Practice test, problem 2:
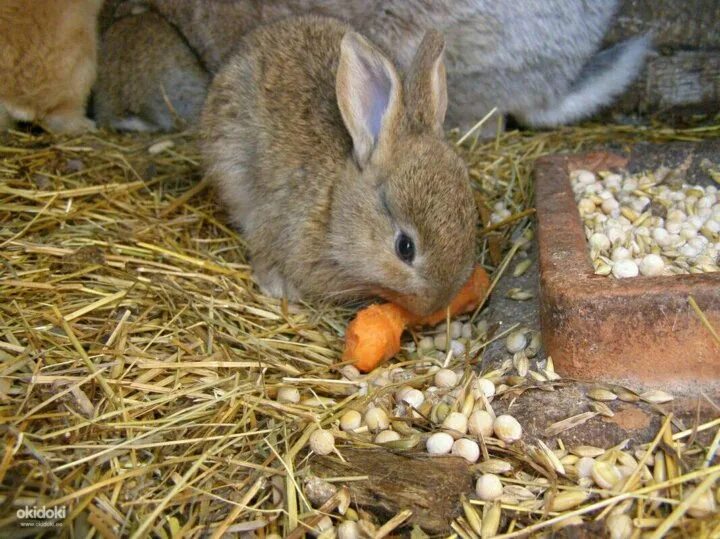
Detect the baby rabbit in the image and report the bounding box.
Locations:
[94,8,209,132]
[202,17,478,316]
[0,0,102,134]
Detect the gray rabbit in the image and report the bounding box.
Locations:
[95,0,650,133]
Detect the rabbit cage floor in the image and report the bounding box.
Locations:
[1,124,719,537]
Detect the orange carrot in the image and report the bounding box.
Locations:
[343,266,491,372]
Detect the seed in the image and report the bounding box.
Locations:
[435,368,458,388]
[513,258,533,277]
[337,520,360,539]
[452,438,480,463]
[591,401,614,417]
[506,330,527,353]
[148,139,174,154]
[304,477,337,507]
[426,432,454,454]
[548,490,589,511]
[574,170,596,184]
[686,487,717,518]
[590,232,611,252]
[640,389,673,403]
[450,321,463,339]
[507,288,534,300]
[374,430,401,444]
[475,474,503,501]
[493,415,522,443]
[364,408,390,432]
[524,331,542,358]
[277,387,300,404]
[461,323,473,340]
[592,460,622,489]
[468,410,493,438]
[481,502,501,537]
[431,402,451,424]
[639,254,665,276]
[571,445,605,458]
[313,515,334,536]
[612,259,638,278]
[606,513,633,539]
[576,457,596,479]
[473,378,496,399]
[475,459,513,474]
[418,336,435,352]
[449,339,466,357]
[611,246,632,262]
[588,388,617,401]
[433,334,448,351]
[399,388,425,409]
[340,410,362,431]
[309,429,335,456]
[443,412,469,438]
[513,352,529,377]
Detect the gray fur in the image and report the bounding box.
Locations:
[97,0,651,132]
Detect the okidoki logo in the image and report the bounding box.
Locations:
[16,505,66,520]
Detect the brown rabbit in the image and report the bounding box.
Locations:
[0,0,102,134]
[94,9,209,132]
[202,17,478,316]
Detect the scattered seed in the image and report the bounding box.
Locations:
[493,415,522,443]
[435,368,459,388]
[443,412,469,438]
[475,459,513,475]
[364,408,390,432]
[148,139,174,154]
[506,330,527,353]
[452,438,480,463]
[606,513,633,539]
[640,389,674,403]
[587,388,617,402]
[592,460,622,489]
[513,258,533,277]
[548,490,589,511]
[475,474,503,501]
[309,429,335,456]
[337,520,360,539]
[277,386,301,404]
[427,432,454,455]
[374,430,401,444]
[507,288,534,300]
[340,410,362,431]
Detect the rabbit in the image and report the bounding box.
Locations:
[201,16,478,316]
[0,0,102,134]
[105,0,649,134]
[94,8,210,132]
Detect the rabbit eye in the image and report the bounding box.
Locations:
[395,232,415,264]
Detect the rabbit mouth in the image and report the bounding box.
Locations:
[372,286,441,318]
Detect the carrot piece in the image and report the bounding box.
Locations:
[343,266,491,372]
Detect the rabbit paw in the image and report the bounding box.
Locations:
[43,113,97,135]
[254,268,299,301]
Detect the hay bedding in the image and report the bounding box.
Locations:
[0,123,718,538]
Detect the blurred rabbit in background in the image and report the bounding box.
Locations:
[0,0,103,134]
[95,0,650,134]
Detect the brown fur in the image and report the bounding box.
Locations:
[0,0,102,134]
[202,17,477,316]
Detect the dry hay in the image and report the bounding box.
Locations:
[0,122,719,538]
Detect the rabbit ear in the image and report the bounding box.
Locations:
[337,31,402,168]
[404,30,447,135]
